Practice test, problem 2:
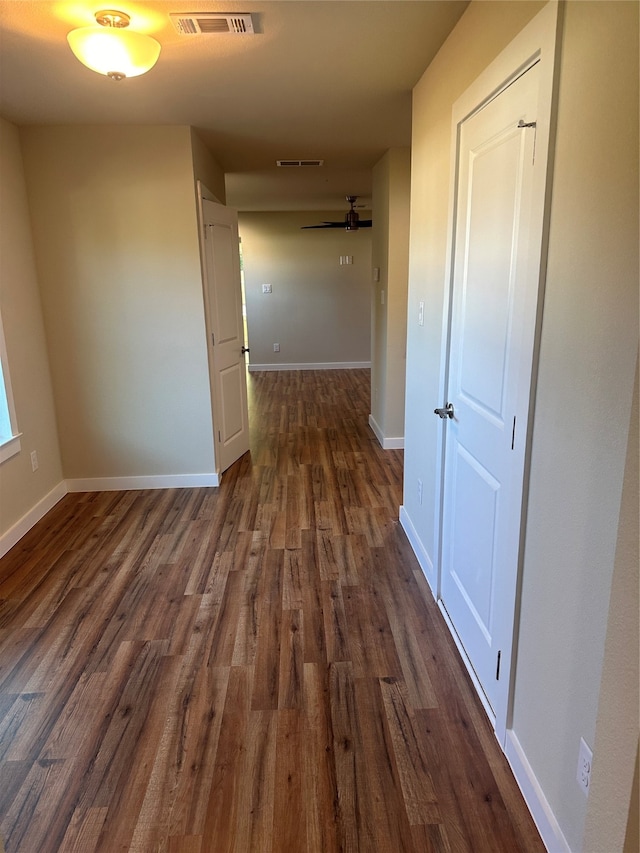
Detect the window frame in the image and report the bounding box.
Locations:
[0,310,21,463]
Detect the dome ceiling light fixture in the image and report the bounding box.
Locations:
[67,10,161,81]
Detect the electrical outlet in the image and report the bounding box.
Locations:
[576,737,593,796]
[417,478,423,505]
[262,283,272,293]
[30,450,39,472]
[273,343,280,353]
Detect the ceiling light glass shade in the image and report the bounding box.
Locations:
[67,26,161,79]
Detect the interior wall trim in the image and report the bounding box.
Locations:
[399,505,436,593]
[247,361,371,372]
[66,473,220,492]
[401,502,569,852]
[0,473,222,558]
[505,730,571,853]
[368,414,404,450]
[0,480,68,558]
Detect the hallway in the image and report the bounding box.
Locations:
[0,369,543,851]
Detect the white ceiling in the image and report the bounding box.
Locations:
[0,1,469,209]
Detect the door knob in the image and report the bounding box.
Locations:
[241,346,250,354]
[434,402,454,419]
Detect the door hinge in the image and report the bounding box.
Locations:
[211,332,215,346]
[218,430,221,443]
[518,119,537,164]
[511,416,516,450]
[496,650,502,680]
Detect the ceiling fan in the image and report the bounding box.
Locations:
[301,196,372,231]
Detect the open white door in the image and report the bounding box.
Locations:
[437,62,543,727]
[201,197,250,475]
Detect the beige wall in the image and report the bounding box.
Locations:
[512,2,638,848]
[583,358,638,852]
[0,118,63,537]
[239,211,371,367]
[623,747,639,853]
[403,0,544,570]
[190,129,226,204]
[20,125,216,480]
[403,1,638,850]
[371,148,410,445]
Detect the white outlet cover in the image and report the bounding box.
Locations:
[262,283,272,293]
[576,737,593,796]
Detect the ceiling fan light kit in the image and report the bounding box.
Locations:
[67,10,161,80]
[345,196,360,231]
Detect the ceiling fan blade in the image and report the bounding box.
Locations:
[300,220,373,229]
[300,222,345,229]
[300,198,373,229]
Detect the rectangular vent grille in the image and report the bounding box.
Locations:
[276,159,324,167]
[169,13,254,35]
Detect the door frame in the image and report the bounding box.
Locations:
[433,1,562,744]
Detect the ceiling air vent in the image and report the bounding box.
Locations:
[277,159,324,167]
[169,13,255,35]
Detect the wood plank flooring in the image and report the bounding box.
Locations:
[0,369,544,852]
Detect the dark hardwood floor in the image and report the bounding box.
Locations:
[0,369,543,852]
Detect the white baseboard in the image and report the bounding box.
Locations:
[399,505,437,594]
[66,473,220,492]
[368,414,404,450]
[505,730,570,853]
[0,474,220,556]
[0,480,68,558]
[399,509,569,853]
[248,361,371,372]
[368,414,384,445]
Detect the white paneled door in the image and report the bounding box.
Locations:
[201,198,250,475]
[438,63,541,718]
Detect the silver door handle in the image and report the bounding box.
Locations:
[434,402,454,419]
